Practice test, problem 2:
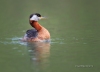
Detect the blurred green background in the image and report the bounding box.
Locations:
[0,0,100,72]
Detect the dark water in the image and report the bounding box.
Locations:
[0,0,100,72]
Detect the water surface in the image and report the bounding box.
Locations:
[0,0,100,72]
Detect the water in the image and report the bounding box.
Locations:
[0,0,100,72]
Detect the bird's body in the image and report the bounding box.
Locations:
[22,13,50,42]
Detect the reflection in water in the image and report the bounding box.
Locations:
[27,42,50,71]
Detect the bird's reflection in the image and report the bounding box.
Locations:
[26,41,50,70]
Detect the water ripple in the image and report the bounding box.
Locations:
[50,38,66,44]
[0,37,27,46]
[0,37,65,45]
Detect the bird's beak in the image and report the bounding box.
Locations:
[39,17,46,20]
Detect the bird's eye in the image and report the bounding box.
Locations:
[29,13,41,19]
[35,13,41,17]
[37,14,41,17]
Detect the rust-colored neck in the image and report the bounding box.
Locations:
[29,20,42,31]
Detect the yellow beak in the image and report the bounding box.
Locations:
[39,17,46,20]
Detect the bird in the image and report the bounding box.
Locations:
[22,13,50,42]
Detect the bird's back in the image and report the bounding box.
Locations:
[26,29,38,38]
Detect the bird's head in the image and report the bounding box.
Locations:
[29,13,46,21]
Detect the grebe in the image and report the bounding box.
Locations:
[22,13,50,42]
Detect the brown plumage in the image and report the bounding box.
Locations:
[22,13,50,42]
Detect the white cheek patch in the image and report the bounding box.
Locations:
[30,15,39,21]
